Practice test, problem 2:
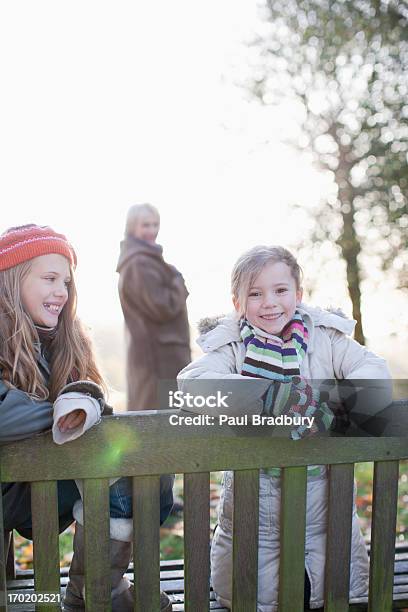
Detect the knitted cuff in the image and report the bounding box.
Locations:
[58,380,113,415]
[59,380,104,400]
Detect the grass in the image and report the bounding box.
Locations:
[354,460,408,542]
[11,463,408,569]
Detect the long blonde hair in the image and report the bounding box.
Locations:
[0,260,105,401]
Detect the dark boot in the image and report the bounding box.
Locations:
[63,523,172,611]
[109,538,172,611]
[63,524,85,611]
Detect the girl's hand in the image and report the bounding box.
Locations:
[57,409,86,433]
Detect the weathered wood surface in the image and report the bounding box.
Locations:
[278,466,307,611]
[2,401,408,611]
[83,478,111,612]
[31,481,60,612]
[232,469,259,612]
[5,535,15,581]
[5,557,408,611]
[369,461,399,612]
[324,464,355,612]
[183,472,210,612]
[1,403,408,482]
[132,475,161,612]
[0,487,7,612]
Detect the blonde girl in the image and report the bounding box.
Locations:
[0,224,173,612]
[178,245,391,611]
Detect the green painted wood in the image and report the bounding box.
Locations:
[184,472,210,612]
[0,487,8,612]
[133,475,160,612]
[368,461,399,612]
[1,408,408,482]
[324,464,355,612]
[232,469,259,612]
[31,481,60,612]
[5,533,15,581]
[83,478,111,612]
[278,466,307,612]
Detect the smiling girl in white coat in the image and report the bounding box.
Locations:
[178,245,392,611]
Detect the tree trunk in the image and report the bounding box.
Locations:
[341,209,365,345]
[334,144,366,345]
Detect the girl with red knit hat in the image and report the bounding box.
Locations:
[0,224,173,611]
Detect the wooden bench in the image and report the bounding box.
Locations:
[1,403,408,611]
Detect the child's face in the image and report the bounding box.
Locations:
[236,261,303,335]
[132,213,160,244]
[21,254,71,327]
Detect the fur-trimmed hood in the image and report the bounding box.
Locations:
[196,304,356,354]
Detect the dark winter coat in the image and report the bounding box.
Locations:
[117,236,191,410]
[0,348,81,538]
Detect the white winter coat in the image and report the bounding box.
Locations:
[177,304,392,611]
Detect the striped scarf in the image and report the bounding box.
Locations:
[239,313,334,442]
[240,312,307,382]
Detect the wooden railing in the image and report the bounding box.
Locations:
[1,403,408,612]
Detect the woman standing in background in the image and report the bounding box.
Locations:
[117,204,191,410]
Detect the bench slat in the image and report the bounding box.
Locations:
[0,485,8,612]
[133,475,160,612]
[83,478,111,612]
[324,463,355,612]
[6,549,408,610]
[5,533,15,581]
[31,481,60,612]
[2,414,408,481]
[184,472,210,612]
[278,466,307,612]
[232,469,259,612]
[8,567,408,595]
[368,460,399,612]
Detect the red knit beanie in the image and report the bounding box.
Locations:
[0,224,77,271]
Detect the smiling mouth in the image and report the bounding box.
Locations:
[261,313,283,320]
[43,303,62,314]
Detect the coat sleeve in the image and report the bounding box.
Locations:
[329,329,393,424]
[0,380,54,443]
[120,258,188,323]
[52,391,101,445]
[177,344,270,417]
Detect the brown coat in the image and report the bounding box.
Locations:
[117,237,191,410]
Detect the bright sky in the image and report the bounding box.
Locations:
[1,1,407,354]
